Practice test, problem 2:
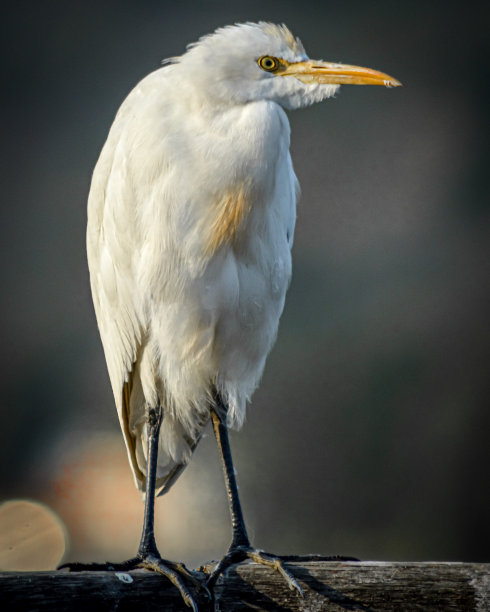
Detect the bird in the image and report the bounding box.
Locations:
[62,22,400,609]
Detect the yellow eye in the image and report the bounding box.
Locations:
[258,56,279,72]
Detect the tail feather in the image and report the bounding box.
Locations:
[121,378,209,496]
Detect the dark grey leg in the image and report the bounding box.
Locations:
[211,409,250,549]
[207,403,303,595]
[59,404,201,611]
[137,405,163,559]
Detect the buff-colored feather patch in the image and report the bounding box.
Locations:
[206,185,251,255]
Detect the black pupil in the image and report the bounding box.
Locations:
[265,58,273,68]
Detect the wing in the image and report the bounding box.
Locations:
[86,68,207,495]
[87,95,147,489]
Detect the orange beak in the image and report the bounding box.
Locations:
[279,59,402,88]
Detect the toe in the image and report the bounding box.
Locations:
[139,557,199,611]
[248,550,303,596]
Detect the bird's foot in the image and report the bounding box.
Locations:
[204,545,303,595]
[59,553,206,611]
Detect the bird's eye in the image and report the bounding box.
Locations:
[258,56,279,72]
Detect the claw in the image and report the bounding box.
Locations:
[248,550,303,596]
[207,546,303,597]
[139,555,198,610]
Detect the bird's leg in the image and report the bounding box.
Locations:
[212,407,250,550]
[206,405,303,595]
[137,405,163,559]
[58,404,204,611]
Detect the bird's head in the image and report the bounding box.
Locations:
[173,22,401,109]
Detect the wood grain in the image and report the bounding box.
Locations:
[1,558,489,611]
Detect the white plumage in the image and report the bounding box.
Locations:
[87,22,400,497]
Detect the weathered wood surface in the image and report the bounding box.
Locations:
[1,558,489,611]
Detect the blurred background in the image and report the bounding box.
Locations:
[1,0,489,571]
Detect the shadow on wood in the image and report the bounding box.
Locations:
[1,558,489,611]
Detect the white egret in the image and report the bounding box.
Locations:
[62,22,400,608]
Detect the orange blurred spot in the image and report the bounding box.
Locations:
[47,434,142,561]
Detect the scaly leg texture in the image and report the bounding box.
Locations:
[206,405,303,595]
[59,406,203,611]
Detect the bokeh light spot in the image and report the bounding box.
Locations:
[0,499,67,570]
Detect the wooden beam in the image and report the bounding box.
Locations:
[1,558,489,610]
